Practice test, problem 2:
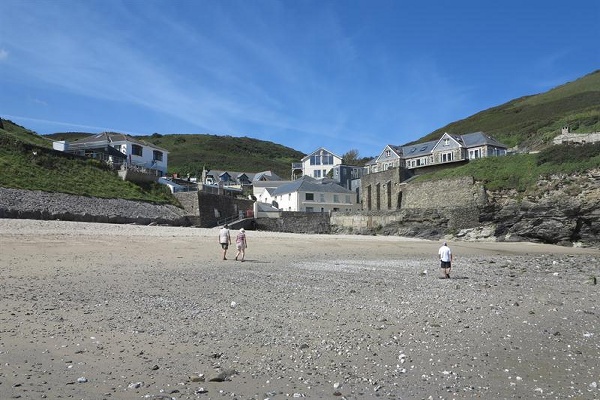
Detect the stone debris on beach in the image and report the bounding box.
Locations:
[0,219,599,399]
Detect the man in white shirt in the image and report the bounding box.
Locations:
[438,242,453,279]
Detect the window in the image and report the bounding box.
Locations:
[305,193,314,201]
[310,155,321,165]
[319,193,325,202]
[386,150,391,157]
[444,138,450,146]
[442,152,454,162]
[333,194,339,203]
[314,170,321,178]
[345,195,351,203]
[322,153,334,165]
[153,150,163,162]
[132,144,143,156]
[306,207,314,212]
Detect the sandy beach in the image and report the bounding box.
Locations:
[1,219,599,400]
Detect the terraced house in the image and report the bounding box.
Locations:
[362,131,508,211]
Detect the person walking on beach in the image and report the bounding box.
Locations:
[438,241,453,278]
[235,228,247,262]
[218,224,231,260]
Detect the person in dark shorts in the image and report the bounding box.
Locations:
[218,224,231,260]
[438,241,453,278]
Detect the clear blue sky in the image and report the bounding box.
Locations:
[1,1,598,158]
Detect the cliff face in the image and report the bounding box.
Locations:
[480,170,600,246]
[331,170,600,247]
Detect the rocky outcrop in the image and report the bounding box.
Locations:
[0,187,190,226]
[480,170,600,246]
[332,169,600,247]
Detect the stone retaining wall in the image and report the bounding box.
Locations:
[256,212,330,234]
[0,187,189,226]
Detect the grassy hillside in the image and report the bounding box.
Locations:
[3,70,600,200]
[45,132,306,179]
[416,142,600,192]
[416,70,600,149]
[0,120,177,204]
[143,133,305,178]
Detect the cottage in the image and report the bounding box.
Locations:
[271,175,358,213]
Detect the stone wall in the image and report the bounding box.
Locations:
[360,167,412,211]
[174,191,254,228]
[256,212,330,234]
[0,187,189,226]
[333,177,487,236]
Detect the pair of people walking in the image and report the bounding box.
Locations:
[218,225,247,262]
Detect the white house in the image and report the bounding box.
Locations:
[252,180,289,205]
[292,147,343,180]
[271,175,358,212]
[56,132,169,176]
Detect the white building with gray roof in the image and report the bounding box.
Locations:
[271,175,358,212]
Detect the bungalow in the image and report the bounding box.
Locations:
[54,132,169,176]
[271,175,358,213]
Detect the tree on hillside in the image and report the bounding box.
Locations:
[342,149,360,165]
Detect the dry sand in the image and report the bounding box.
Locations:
[1,219,599,400]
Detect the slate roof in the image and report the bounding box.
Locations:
[402,132,507,158]
[206,170,283,183]
[272,176,353,196]
[401,140,437,158]
[71,132,168,152]
[457,132,507,148]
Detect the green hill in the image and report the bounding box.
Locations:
[2,69,600,200]
[45,132,305,179]
[0,120,177,204]
[415,70,600,149]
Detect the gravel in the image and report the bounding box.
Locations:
[0,219,599,399]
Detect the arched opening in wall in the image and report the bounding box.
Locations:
[386,181,392,209]
[397,191,403,209]
[376,183,381,211]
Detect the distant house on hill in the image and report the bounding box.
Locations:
[401,132,508,170]
[553,126,600,145]
[53,132,169,177]
[202,169,283,187]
